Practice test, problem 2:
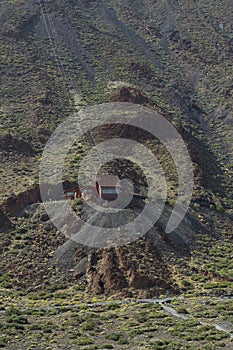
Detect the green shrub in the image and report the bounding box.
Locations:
[73,198,83,206]
[98,345,114,349]
[175,307,189,314]
[106,331,123,341]
[80,320,99,332]
[152,339,170,349]
[5,306,21,316]
[0,275,15,289]
[5,315,28,325]
[74,337,94,345]
[181,279,194,289]
[215,204,224,212]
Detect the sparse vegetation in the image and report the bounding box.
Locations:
[0,0,232,349]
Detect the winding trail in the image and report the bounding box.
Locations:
[141,298,233,338]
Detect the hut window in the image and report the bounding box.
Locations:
[102,188,118,194]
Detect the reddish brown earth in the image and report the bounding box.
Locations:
[86,242,174,297]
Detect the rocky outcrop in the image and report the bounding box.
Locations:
[2,13,40,39]
[0,208,13,232]
[1,185,41,217]
[0,134,35,156]
[1,180,79,218]
[109,86,149,104]
[86,249,128,295]
[86,240,175,297]
[52,200,203,297]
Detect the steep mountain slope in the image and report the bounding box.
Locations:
[0,1,232,348]
[0,0,232,203]
[0,0,232,277]
[0,0,232,282]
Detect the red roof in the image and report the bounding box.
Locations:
[94,175,121,187]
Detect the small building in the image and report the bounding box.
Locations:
[64,187,80,200]
[94,175,121,201]
[63,176,123,202]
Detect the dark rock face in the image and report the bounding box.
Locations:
[1,180,79,218]
[2,13,40,39]
[109,86,149,104]
[86,249,128,295]
[1,185,41,217]
[0,134,35,156]
[0,208,13,232]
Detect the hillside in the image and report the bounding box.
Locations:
[0,0,232,199]
[0,0,232,349]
